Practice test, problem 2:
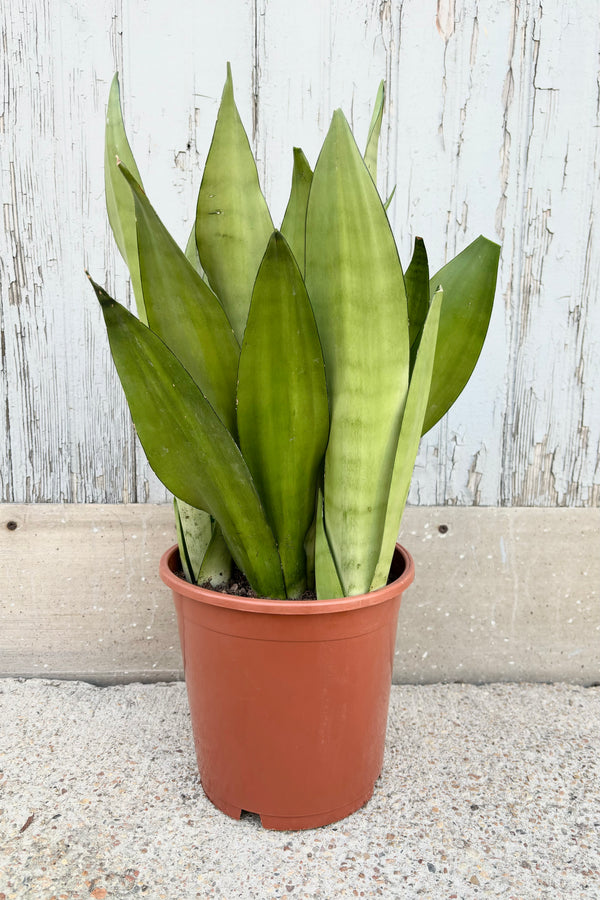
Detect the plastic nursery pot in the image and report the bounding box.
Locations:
[159,542,414,831]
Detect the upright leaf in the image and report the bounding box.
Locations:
[370,287,444,589]
[184,223,202,274]
[405,236,430,368]
[104,74,146,322]
[384,184,396,211]
[196,63,273,342]
[305,109,410,596]
[423,236,500,434]
[196,522,232,586]
[237,232,329,598]
[174,498,212,582]
[280,148,313,272]
[180,224,232,583]
[89,277,285,599]
[315,489,344,600]
[119,163,239,432]
[364,80,385,184]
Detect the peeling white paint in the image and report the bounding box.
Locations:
[0,0,598,508]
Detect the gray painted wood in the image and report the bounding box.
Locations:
[2,504,599,684]
[1,0,599,506]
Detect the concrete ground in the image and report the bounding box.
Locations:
[0,680,599,899]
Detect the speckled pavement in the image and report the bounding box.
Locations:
[1,680,598,899]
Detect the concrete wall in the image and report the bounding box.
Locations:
[2,504,599,684]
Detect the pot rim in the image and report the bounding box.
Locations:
[159,543,414,615]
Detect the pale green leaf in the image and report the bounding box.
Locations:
[104,74,146,322]
[195,63,273,342]
[370,287,444,589]
[280,147,313,273]
[364,80,384,184]
[315,489,344,600]
[305,109,410,596]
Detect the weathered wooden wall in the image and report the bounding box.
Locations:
[1,0,599,508]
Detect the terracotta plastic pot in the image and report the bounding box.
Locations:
[159,542,414,831]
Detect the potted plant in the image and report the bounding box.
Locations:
[89,65,500,830]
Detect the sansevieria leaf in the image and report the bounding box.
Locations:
[280,148,313,272]
[405,236,430,369]
[237,232,329,598]
[104,74,146,322]
[364,80,384,184]
[423,235,500,435]
[118,162,239,432]
[89,277,285,599]
[314,489,344,600]
[305,109,410,596]
[196,64,273,342]
[174,498,212,582]
[195,521,232,586]
[370,287,444,590]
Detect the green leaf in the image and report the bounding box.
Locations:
[118,162,239,433]
[196,521,232,586]
[423,236,500,435]
[280,148,313,272]
[104,74,146,322]
[237,231,329,598]
[184,223,202,274]
[174,497,196,582]
[305,109,410,596]
[364,80,385,184]
[384,184,396,211]
[174,498,214,584]
[370,287,444,590]
[181,227,233,583]
[315,489,344,600]
[195,63,273,342]
[405,236,430,368]
[89,276,285,599]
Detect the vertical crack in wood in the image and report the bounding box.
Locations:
[500,1,544,507]
[251,0,260,147]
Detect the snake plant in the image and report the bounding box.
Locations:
[90,65,500,599]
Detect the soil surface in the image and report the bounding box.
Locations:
[198,567,318,601]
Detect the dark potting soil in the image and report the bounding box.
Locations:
[197,566,318,601]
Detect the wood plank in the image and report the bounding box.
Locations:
[1,504,599,684]
[1,2,599,504]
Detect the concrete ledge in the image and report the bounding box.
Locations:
[1,504,599,684]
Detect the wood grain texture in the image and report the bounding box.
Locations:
[1,0,599,507]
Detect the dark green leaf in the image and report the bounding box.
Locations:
[237,232,329,598]
[119,163,239,433]
[406,236,430,368]
[423,236,500,434]
[90,277,285,598]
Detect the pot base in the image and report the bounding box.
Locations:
[205,784,376,831]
